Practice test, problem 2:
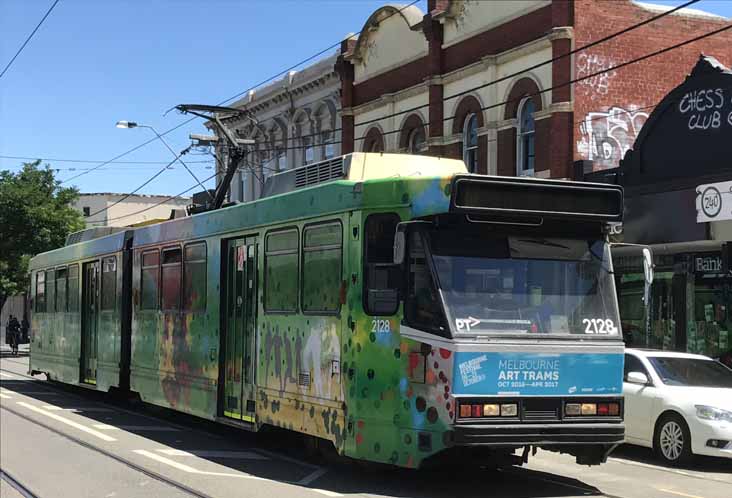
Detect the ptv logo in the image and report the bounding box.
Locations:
[455,317,481,331]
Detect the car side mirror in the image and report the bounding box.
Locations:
[626,371,649,385]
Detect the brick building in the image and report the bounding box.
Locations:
[335,0,731,179]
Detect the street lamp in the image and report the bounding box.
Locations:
[116,119,212,200]
[115,120,139,129]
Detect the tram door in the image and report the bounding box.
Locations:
[81,261,100,384]
[223,237,258,422]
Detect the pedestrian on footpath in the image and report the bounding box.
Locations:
[7,315,20,355]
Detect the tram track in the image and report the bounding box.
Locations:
[0,469,41,498]
[4,364,721,498]
[0,403,217,498]
[0,365,220,498]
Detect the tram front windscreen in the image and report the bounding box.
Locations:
[422,229,621,338]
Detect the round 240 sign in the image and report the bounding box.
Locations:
[697,181,732,223]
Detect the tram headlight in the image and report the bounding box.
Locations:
[566,402,620,417]
[483,404,500,417]
[500,404,518,417]
[565,403,581,416]
[581,403,597,415]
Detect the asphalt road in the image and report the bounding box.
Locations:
[1,347,730,498]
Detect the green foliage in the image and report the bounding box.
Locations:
[0,161,84,307]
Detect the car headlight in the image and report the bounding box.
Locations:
[695,405,732,423]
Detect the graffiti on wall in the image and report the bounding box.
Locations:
[576,53,618,100]
[576,106,649,170]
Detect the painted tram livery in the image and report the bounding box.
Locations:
[29,152,626,468]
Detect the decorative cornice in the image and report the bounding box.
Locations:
[496,118,517,131]
[439,34,551,89]
[548,26,574,42]
[533,101,573,120]
[423,75,444,86]
[352,81,429,115]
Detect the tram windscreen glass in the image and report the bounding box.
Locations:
[427,230,620,337]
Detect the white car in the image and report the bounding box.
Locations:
[623,349,732,465]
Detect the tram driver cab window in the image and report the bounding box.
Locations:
[364,213,400,315]
[405,231,447,336]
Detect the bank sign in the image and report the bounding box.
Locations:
[697,180,732,223]
[452,352,623,396]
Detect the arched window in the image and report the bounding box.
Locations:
[363,127,384,153]
[315,102,338,160]
[462,113,478,173]
[407,127,425,154]
[517,98,535,176]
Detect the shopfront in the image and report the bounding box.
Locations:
[614,243,731,358]
[584,56,732,359]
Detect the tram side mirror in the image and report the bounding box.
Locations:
[642,248,654,285]
[394,230,406,266]
[642,247,654,306]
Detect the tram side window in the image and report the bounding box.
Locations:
[46,269,55,313]
[265,229,298,313]
[56,267,67,312]
[101,257,117,311]
[141,250,160,310]
[183,243,207,312]
[302,222,342,314]
[162,247,182,311]
[35,271,46,312]
[405,232,447,336]
[364,213,401,315]
[67,264,79,312]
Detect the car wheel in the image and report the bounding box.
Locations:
[654,413,692,465]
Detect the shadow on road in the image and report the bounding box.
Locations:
[0,367,610,498]
[611,444,731,474]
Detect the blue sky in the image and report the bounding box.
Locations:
[1,0,730,196]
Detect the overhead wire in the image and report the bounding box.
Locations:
[84,147,191,220]
[88,20,716,228]
[225,0,702,147]
[86,172,218,226]
[76,1,423,222]
[79,0,729,222]
[60,0,420,185]
[222,11,731,154]
[0,154,212,165]
[0,0,61,79]
[351,0,704,132]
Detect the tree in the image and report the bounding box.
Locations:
[0,161,84,312]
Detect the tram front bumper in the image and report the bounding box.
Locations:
[452,422,625,446]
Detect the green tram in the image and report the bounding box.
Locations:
[29,153,627,468]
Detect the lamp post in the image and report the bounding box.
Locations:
[116,120,212,201]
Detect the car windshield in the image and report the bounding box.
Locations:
[648,357,732,388]
[427,230,620,337]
